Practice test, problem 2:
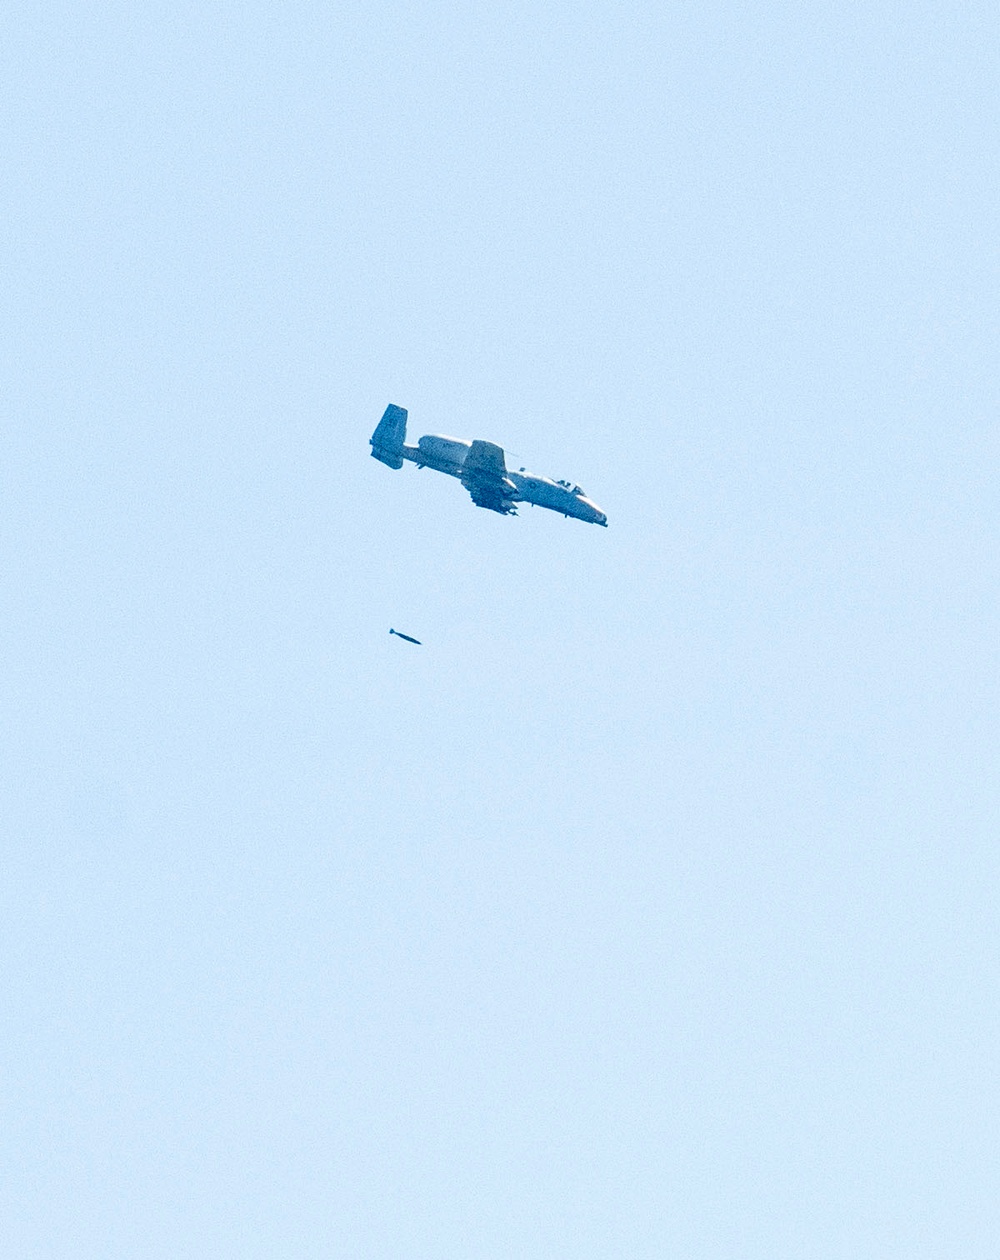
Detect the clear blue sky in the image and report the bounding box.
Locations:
[3,1,998,1255]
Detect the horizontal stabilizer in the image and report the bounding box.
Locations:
[371,404,408,469]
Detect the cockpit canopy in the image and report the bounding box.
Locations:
[555,479,586,495]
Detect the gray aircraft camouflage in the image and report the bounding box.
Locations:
[370,405,608,526]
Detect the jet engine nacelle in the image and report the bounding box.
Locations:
[417,434,471,465]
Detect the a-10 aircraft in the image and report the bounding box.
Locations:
[370,404,608,526]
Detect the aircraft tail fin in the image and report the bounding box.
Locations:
[370,404,408,469]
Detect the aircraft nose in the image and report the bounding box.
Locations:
[579,497,607,525]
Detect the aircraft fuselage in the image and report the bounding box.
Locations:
[402,433,607,526]
[371,405,607,525]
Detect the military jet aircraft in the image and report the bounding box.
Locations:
[370,404,608,526]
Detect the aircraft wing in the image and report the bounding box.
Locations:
[460,440,518,515]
